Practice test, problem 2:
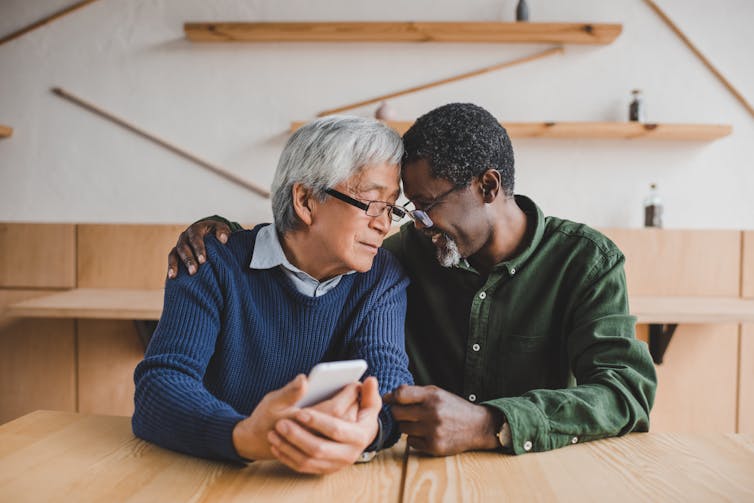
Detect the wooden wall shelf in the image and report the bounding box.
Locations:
[632,296,754,325]
[0,125,13,138]
[7,290,753,325]
[291,121,732,141]
[184,22,622,45]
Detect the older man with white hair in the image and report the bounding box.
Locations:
[132,116,413,474]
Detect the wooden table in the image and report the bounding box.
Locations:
[6,288,754,324]
[2,411,753,502]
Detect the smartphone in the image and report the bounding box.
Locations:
[295,359,368,408]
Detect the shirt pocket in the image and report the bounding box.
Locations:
[492,333,557,396]
[505,333,550,353]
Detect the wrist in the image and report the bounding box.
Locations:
[232,419,264,461]
[476,405,504,451]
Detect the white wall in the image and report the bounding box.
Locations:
[1,0,752,228]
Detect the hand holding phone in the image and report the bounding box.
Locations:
[295,359,368,408]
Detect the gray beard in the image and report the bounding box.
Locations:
[434,233,462,268]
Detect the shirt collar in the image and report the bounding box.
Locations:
[453,194,544,275]
[494,194,545,274]
[249,223,355,279]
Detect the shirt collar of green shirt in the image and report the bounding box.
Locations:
[454,195,545,276]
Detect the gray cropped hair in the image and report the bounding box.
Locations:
[271,115,403,234]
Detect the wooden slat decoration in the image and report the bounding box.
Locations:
[603,228,741,297]
[635,323,739,432]
[291,121,732,140]
[0,290,76,424]
[77,320,144,416]
[0,223,76,288]
[740,324,754,434]
[185,21,622,44]
[0,125,12,138]
[77,224,187,289]
[743,231,754,299]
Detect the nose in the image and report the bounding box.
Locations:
[369,207,391,234]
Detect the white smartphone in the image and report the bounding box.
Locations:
[295,359,368,408]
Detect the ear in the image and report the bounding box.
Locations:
[479,169,501,203]
[291,183,315,226]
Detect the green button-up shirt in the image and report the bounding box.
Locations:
[383,195,656,454]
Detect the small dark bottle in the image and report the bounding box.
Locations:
[629,89,645,122]
[643,183,663,228]
[516,0,529,21]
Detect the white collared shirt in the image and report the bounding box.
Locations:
[249,224,354,297]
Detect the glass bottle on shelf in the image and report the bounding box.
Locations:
[516,0,529,21]
[643,183,663,228]
[629,89,645,122]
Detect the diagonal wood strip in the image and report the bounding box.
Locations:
[317,46,564,117]
[52,87,270,198]
[643,0,754,120]
[0,0,99,46]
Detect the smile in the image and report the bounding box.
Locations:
[359,242,379,253]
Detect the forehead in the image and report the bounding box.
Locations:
[401,159,453,200]
[346,162,401,193]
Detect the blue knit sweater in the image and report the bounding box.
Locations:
[132,225,413,463]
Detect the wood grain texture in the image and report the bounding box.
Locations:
[77,224,187,289]
[402,433,754,502]
[740,324,754,434]
[743,231,754,298]
[0,411,407,502]
[631,296,754,323]
[0,290,76,424]
[185,22,622,44]
[636,323,738,433]
[6,288,163,320]
[292,121,731,140]
[77,320,143,416]
[0,223,76,288]
[603,228,741,297]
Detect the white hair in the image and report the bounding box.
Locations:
[271,116,403,234]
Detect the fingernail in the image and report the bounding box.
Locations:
[277,421,289,434]
[189,265,196,274]
[167,269,175,279]
[198,254,205,263]
[298,411,311,423]
[220,234,228,243]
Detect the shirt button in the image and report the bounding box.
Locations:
[571,436,578,444]
[472,343,480,351]
[479,292,487,300]
[523,440,533,451]
[510,267,516,275]
[468,394,477,402]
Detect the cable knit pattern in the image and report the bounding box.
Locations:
[133,225,413,463]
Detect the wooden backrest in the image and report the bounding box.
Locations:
[0,223,76,288]
[601,228,741,297]
[77,224,188,289]
[743,231,754,299]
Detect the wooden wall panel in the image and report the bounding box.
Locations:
[636,323,738,432]
[602,228,740,297]
[739,324,754,434]
[77,320,143,416]
[743,231,754,299]
[77,224,187,289]
[0,223,76,288]
[0,290,75,424]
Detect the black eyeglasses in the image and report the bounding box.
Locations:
[325,188,406,222]
[402,185,465,228]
